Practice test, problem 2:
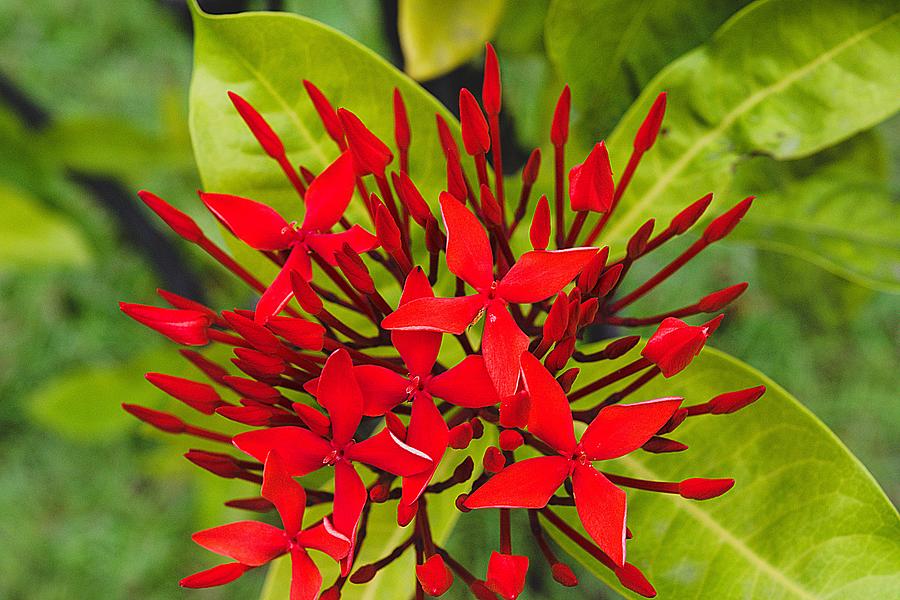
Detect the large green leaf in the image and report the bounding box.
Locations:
[731,130,900,292]
[592,0,900,253]
[398,0,507,80]
[546,0,750,142]
[549,344,900,599]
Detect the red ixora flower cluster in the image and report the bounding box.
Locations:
[123,44,765,599]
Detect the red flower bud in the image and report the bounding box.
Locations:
[302,80,344,146]
[530,195,551,251]
[498,429,524,451]
[224,497,274,512]
[435,114,460,162]
[338,107,393,175]
[222,310,281,354]
[641,436,688,453]
[446,154,468,204]
[678,477,735,500]
[139,190,204,243]
[385,411,408,441]
[614,562,656,598]
[482,43,501,115]
[425,217,444,255]
[543,293,569,344]
[416,554,454,597]
[469,417,485,439]
[120,303,211,346]
[374,201,402,254]
[551,562,578,587]
[708,385,765,414]
[291,402,331,437]
[448,422,474,449]
[697,282,748,312]
[550,85,571,147]
[156,289,218,324]
[569,142,614,213]
[557,367,579,393]
[460,88,491,155]
[123,404,186,434]
[483,446,506,473]
[289,271,324,315]
[605,335,641,359]
[221,376,280,402]
[480,184,502,226]
[393,88,410,152]
[545,337,575,372]
[500,391,530,428]
[393,171,431,226]
[335,244,376,295]
[227,91,285,159]
[350,564,378,584]
[266,316,325,351]
[702,196,754,243]
[658,407,689,434]
[577,246,608,293]
[184,450,245,478]
[627,219,655,259]
[633,91,667,154]
[179,349,229,383]
[216,404,274,427]
[578,298,599,327]
[522,148,541,185]
[145,372,222,415]
[641,317,716,378]
[596,263,624,297]
[369,483,390,503]
[486,552,528,600]
[669,192,713,234]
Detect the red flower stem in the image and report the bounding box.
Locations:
[564,211,588,248]
[183,425,233,445]
[553,143,565,248]
[234,471,264,484]
[607,239,705,313]
[312,255,378,322]
[572,336,640,362]
[491,226,516,267]
[322,338,406,374]
[475,152,490,192]
[350,535,415,583]
[532,336,552,360]
[455,332,475,356]
[316,309,370,344]
[538,507,617,572]
[275,154,307,200]
[583,150,642,246]
[602,473,679,494]
[606,303,706,327]
[520,430,557,456]
[375,173,408,250]
[196,238,266,293]
[208,329,253,348]
[428,251,440,286]
[355,176,376,222]
[598,367,660,409]
[400,149,409,176]
[435,547,477,586]
[418,499,436,556]
[568,358,652,402]
[499,508,511,554]
[311,284,362,314]
[528,509,561,565]
[488,113,506,226]
[509,183,534,236]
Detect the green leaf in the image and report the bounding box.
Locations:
[260,425,498,599]
[283,0,392,59]
[594,0,900,250]
[398,0,506,80]
[731,130,900,292]
[546,0,750,141]
[0,180,92,269]
[549,344,900,599]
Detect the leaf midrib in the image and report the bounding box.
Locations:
[604,10,900,242]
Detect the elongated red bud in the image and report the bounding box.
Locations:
[578,298,599,327]
[530,195,551,250]
[702,196,754,243]
[641,317,714,378]
[222,375,280,402]
[482,43,501,115]
[425,217,444,255]
[369,483,390,503]
[708,385,766,414]
[319,586,342,600]
[180,563,252,589]
[156,289,218,323]
[222,310,282,354]
[480,184,502,226]
[557,367,579,393]
[145,372,222,415]
[227,91,285,159]
[483,446,506,473]
[634,92,667,153]
[469,417,485,438]
[577,246,608,293]
[180,349,229,383]
[123,403,186,433]
[266,315,325,350]
[670,193,713,234]
[393,88,410,152]
[385,411,408,441]
[224,497,274,512]
[550,85,571,146]
[435,114,460,161]
[697,282,748,312]
[299,165,316,185]
[416,554,454,597]
[448,422,474,449]
[522,148,541,185]
[336,243,375,295]
[487,552,528,600]
[569,142,614,212]
[545,337,576,372]
[658,407,689,434]
[627,219,655,259]
[216,404,273,427]
[138,190,204,242]
[551,563,578,587]
[460,88,491,155]
[350,564,378,584]
[120,303,211,345]
[302,80,344,145]
[374,202,402,254]
[642,436,688,453]
[446,153,468,203]
[614,563,656,598]
[338,108,393,175]
[605,335,641,359]
[679,477,734,500]
[292,402,332,437]
[595,263,624,297]
[289,271,324,315]
[184,449,245,478]
[499,429,524,451]
[393,171,431,226]
[543,293,569,343]
[703,313,725,334]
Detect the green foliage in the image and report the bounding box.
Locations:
[399,0,507,80]
[551,344,900,599]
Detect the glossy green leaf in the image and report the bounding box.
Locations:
[546,0,749,142]
[0,180,92,270]
[398,0,506,80]
[283,0,392,59]
[732,130,900,292]
[549,343,900,599]
[590,0,900,251]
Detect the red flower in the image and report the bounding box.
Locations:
[641,315,722,377]
[181,452,350,599]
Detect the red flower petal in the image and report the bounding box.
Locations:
[304,226,380,264]
[416,554,454,597]
[486,552,529,600]
[482,302,529,397]
[392,267,441,375]
[572,464,627,567]
[261,452,306,536]
[233,427,330,476]
[200,192,292,251]
[464,456,569,509]
[333,461,367,575]
[345,428,432,476]
[266,316,326,351]
[427,355,499,408]
[192,521,286,566]
[439,192,494,290]
[120,303,211,346]
[145,372,221,415]
[295,521,351,561]
[382,295,485,334]
[255,246,312,323]
[180,562,252,589]
[581,397,682,460]
[401,394,449,505]
[568,142,614,213]
[301,152,356,231]
[641,317,712,377]
[289,547,323,600]
[317,349,363,447]
[355,365,410,416]
[498,248,597,303]
[520,352,576,454]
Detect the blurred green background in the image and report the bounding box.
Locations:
[0,1,896,598]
